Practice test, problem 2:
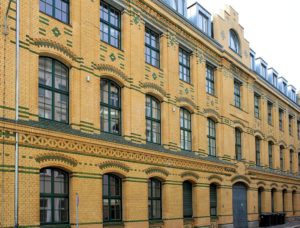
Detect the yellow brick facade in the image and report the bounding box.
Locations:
[0,0,300,228]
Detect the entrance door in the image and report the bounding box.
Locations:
[233,182,248,228]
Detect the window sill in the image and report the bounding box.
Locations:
[39,117,69,125]
[210,216,218,221]
[100,40,123,52]
[230,104,248,114]
[41,224,70,228]
[207,93,217,98]
[179,79,193,86]
[184,217,194,223]
[39,11,71,27]
[145,62,163,71]
[229,47,242,57]
[103,221,124,227]
[149,220,164,225]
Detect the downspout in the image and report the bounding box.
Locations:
[14,0,20,227]
[3,1,20,227]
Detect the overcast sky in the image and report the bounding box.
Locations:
[188,0,300,91]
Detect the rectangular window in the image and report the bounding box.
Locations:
[210,184,217,217]
[279,109,284,130]
[255,137,260,166]
[208,119,216,156]
[175,0,185,15]
[148,178,162,220]
[254,94,260,118]
[267,102,273,125]
[250,54,255,70]
[273,74,277,87]
[100,1,121,49]
[179,48,191,83]
[268,142,273,169]
[283,82,287,94]
[290,151,293,174]
[206,65,215,95]
[180,108,192,151]
[289,115,293,136]
[297,120,300,139]
[199,12,208,34]
[146,96,161,144]
[298,153,300,174]
[145,28,160,68]
[280,147,284,171]
[234,80,241,108]
[261,64,267,78]
[235,129,242,161]
[40,0,69,24]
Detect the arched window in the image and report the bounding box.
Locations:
[282,189,287,212]
[229,29,240,54]
[271,188,276,212]
[146,95,161,144]
[40,168,69,225]
[255,137,261,166]
[207,118,216,156]
[280,146,284,171]
[100,79,121,135]
[258,187,263,214]
[103,174,122,222]
[39,57,69,123]
[183,181,193,218]
[180,108,191,151]
[40,0,70,24]
[148,178,162,220]
[210,184,217,217]
[268,141,274,169]
[235,128,242,160]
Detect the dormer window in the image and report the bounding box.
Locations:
[229,29,240,54]
[272,74,277,87]
[261,64,267,78]
[283,82,287,94]
[199,12,208,34]
[250,53,255,70]
[165,0,186,16]
[291,90,296,101]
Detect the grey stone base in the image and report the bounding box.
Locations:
[218,224,234,228]
[287,216,300,222]
[248,220,259,228]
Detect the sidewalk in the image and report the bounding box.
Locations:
[265,220,300,228]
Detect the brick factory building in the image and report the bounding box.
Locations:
[0,0,300,227]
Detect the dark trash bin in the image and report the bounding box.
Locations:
[270,213,278,226]
[260,213,272,227]
[282,213,286,224]
[265,213,272,226]
[277,213,282,224]
[259,214,266,227]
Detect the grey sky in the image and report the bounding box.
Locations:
[188,0,300,90]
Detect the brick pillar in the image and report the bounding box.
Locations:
[275,190,283,212]
[123,179,148,228]
[69,176,102,228]
[193,184,210,227]
[218,186,233,227]
[262,190,271,213]
[162,182,184,228]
